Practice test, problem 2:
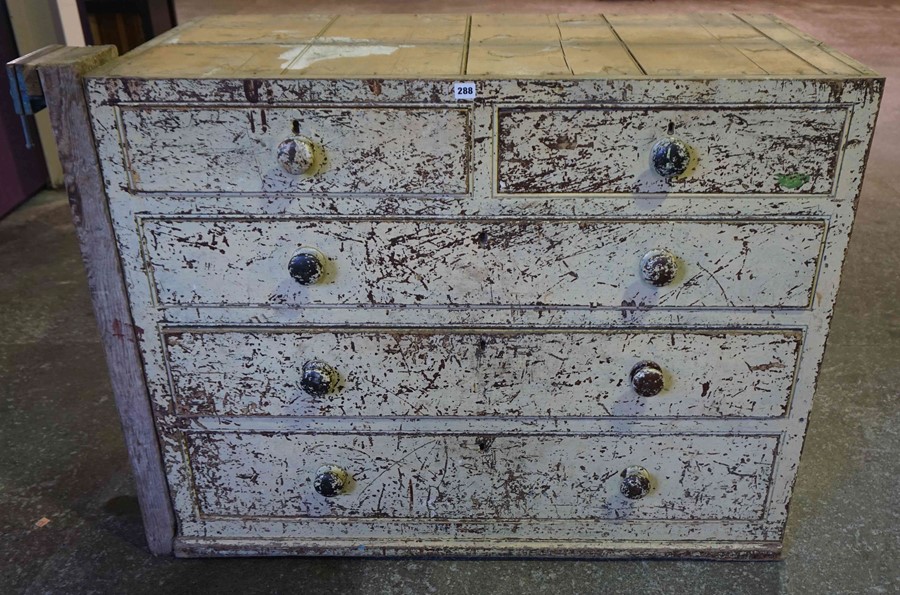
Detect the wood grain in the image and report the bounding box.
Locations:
[35,46,175,555]
[88,13,871,79]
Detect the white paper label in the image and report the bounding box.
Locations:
[453,81,477,100]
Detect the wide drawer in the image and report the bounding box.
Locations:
[164,327,801,418]
[185,432,778,521]
[497,106,847,195]
[117,106,471,194]
[142,217,825,309]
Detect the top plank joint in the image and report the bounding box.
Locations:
[87,13,877,80]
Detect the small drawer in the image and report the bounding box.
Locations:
[497,106,847,195]
[164,327,801,418]
[142,217,825,309]
[118,106,471,195]
[185,432,778,521]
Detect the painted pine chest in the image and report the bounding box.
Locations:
[14,13,883,558]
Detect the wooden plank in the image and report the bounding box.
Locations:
[467,43,571,76]
[319,14,468,44]
[737,14,863,75]
[767,13,878,75]
[80,13,878,79]
[6,44,64,98]
[173,14,335,44]
[34,46,175,555]
[281,44,465,76]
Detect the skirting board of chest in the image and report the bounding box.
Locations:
[8,13,883,558]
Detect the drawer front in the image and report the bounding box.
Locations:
[164,328,801,418]
[185,432,778,521]
[118,106,470,194]
[497,106,846,194]
[143,218,825,309]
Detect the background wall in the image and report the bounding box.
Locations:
[5,0,67,186]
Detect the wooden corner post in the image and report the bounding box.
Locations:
[8,46,176,555]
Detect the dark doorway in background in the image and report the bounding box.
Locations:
[0,0,49,219]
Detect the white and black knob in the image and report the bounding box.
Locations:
[300,360,339,397]
[630,361,665,397]
[313,465,350,498]
[651,137,691,178]
[640,249,678,287]
[277,136,316,175]
[288,248,327,286]
[620,466,652,500]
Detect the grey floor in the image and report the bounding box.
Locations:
[1,1,899,594]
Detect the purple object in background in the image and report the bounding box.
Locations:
[0,0,48,219]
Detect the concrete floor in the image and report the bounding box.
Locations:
[1,1,898,593]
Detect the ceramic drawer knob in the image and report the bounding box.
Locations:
[640,249,678,287]
[630,361,665,397]
[300,360,339,396]
[651,137,691,178]
[277,136,316,175]
[313,465,350,498]
[288,247,327,285]
[620,466,653,500]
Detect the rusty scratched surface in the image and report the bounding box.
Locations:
[141,218,826,309]
[497,106,847,195]
[185,432,778,522]
[118,106,471,195]
[164,328,802,418]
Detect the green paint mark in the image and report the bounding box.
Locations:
[778,173,810,189]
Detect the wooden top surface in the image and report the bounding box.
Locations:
[91,13,876,79]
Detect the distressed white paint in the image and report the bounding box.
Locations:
[164,328,801,418]
[118,106,471,194]
[141,218,825,309]
[497,106,847,195]
[74,15,884,558]
[186,432,778,523]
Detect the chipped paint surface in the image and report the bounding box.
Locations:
[141,218,825,309]
[163,328,802,418]
[77,29,883,555]
[497,106,846,194]
[186,432,778,521]
[118,106,471,194]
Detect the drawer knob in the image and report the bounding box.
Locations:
[651,138,691,178]
[314,465,350,498]
[301,360,339,396]
[288,248,327,285]
[277,136,316,175]
[640,249,678,287]
[630,361,665,397]
[620,466,652,500]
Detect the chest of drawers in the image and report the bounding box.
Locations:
[16,13,882,558]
